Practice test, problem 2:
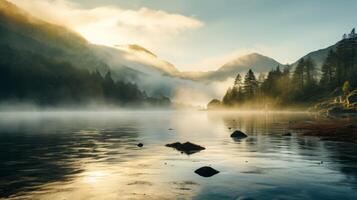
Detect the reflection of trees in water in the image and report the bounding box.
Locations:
[323,142,357,187]
[215,112,357,188]
[209,112,311,135]
[199,113,357,199]
[0,120,139,198]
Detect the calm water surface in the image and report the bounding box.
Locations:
[0,111,356,200]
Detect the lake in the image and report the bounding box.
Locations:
[0,111,356,200]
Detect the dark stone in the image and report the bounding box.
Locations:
[168,128,174,130]
[166,142,205,155]
[346,124,356,129]
[327,106,345,115]
[230,130,248,139]
[347,90,357,104]
[137,143,143,147]
[282,132,292,136]
[194,166,219,177]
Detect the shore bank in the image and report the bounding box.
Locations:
[291,118,357,143]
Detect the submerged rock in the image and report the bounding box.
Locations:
[165,142,205,155]
[346,124,356,129]
[282,132,292,136]
[194,166,220,177]
[230,130,248,139]
[137,143,144,147]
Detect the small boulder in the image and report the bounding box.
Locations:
[137,143,144,147]
[166,142,205,155]
[327,106,345,115]
[194,166,220,177]
[282,132,292,136]
[230,130,248,139]
[347,90,357,105]
[346,124,356,129]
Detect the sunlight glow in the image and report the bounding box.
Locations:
[83,170,109,184]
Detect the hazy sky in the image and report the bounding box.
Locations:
[11,0,357,71]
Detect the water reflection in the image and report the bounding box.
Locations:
[0,111,356,199]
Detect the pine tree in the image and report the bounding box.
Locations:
[243,69,258,99]
[278,65,291,101]
[233,73,242,89]
[304,57,317,86]
[320,50,337,88]
[292,58,305,90]
[222,87,233,105]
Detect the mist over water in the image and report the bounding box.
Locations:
[0,111,357,200]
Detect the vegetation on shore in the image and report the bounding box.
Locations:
[290,119,357,143]
[208,29,357,112]
[0,45,171,107]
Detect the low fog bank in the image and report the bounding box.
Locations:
[94,44,234,108]
[0,100,202,112]
[132,73,233,108]
[0,101,311,113]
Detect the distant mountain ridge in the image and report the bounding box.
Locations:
[291,44,337,70]
[181,53,284,81]
[291,29,357,70]
[1,0,355,107]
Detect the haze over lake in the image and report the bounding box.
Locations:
[1,1,357,199]
[0,111,356,200]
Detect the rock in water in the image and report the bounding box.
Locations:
[230,130,248,139]
[282,132,292,136]
[194,166,220,177]
[165,142,205,155]
[137,143,144,147]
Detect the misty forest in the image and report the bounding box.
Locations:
[0,1,357,200]
[215,30,357,111]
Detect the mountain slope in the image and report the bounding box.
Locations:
[108,44,180,76]
[0,45,145,105]
[0,0,182,81]
[182,53,284,81]
[292,44,337,70]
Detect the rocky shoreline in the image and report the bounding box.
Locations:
[290,119,357,143]
[311,89,357,117]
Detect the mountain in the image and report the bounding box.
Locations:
[218,53,284,74]
[0,0,138,79]
[108,44,180,76]
[0,0,175,105]
[292,44,337,70]
[0,45,146,106]
[0,0,187,96]
[182,53,284,81]
[291,31,356,71]
[0,0,182,77]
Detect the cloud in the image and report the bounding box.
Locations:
[9,0,204,47]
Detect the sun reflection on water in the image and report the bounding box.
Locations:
[0,111,356,200]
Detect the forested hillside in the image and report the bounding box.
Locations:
[209,29,357,110]
[0,45,145,106]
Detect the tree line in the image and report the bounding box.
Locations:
[0,45,170,107]
[215,33,357,108]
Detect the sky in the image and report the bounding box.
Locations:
[10,0,357,71]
